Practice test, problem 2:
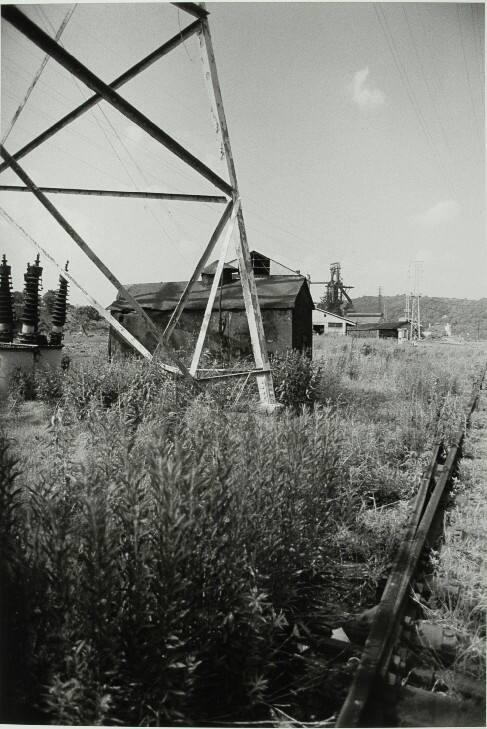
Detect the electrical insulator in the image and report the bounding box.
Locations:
[0,254,14,343]
[20,254,43,344]
[50,261,69,345]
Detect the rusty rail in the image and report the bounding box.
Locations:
[335,363,487,727]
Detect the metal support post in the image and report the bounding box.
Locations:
[2,3,278,404]
[198,13,276,405]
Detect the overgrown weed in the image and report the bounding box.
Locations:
[2,340,484,723]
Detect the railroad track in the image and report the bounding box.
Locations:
[334,364,487,728]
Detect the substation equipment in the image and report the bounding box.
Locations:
[0,253,69,397]
[0,2,279,409]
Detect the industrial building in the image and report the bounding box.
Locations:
[345,311,384,326]
[316,262,384,327]
[349,320,410,341]
[109,251,314,360]
[312,307,355,336]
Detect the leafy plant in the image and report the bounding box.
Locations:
[271,351,322,410]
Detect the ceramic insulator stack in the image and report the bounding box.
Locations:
[19,254,42,344]
[0,254,14,343]
[50,262,69,345]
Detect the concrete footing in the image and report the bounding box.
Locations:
[0,342,63,398]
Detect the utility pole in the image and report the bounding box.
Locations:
[417,293,421,340]
[408,260,423,342]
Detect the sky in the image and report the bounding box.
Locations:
[0,1,485,306]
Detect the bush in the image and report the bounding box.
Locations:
[271,351,321,410]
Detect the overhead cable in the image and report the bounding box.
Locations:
[456,4,483,150]
[2,5,77,145]
[402,7,458,187]
[374,4,456,198]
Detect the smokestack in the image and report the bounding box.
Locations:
[0,254,14,343]
[19,254,42,344]
[378,286,386,319]
[49,261,69,345]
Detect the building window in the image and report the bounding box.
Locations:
[328,322,343,328]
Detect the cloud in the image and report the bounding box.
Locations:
[351,67,385,109]
[413,200,461,227]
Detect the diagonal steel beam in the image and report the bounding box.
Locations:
[0,18,202,176]
[162,198,233,344]
[198,14,277,405]
[172,3,209,19]
[2,6,233,196]
[0,144,196,382]
[0,185,227,203]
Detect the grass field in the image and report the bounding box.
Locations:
[1,336,485,725]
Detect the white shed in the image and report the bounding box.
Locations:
[312,307,355,336]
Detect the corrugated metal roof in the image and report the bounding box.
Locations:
[313,307,356,324]
[110,275,312,312]
[356,321,409,331]
[346,312,383,324]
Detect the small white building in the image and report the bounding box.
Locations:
[312,307,355,336]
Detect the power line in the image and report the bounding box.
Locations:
[69,86,196,269]
[469,4,484,85]
[402,6,459,188]
[374,4,457,199]
[456,4,483,151]
[2,6,77,145]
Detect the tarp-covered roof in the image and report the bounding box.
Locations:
[201,260,238,275]
[109,275,312,313]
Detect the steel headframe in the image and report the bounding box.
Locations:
[0,2,277,406]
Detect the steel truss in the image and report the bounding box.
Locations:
[0,2,277,406]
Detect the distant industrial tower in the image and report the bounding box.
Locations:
[404,292,410,321]
[409,294,421,340]
[323,262,354,316]
[378,286,386,318]
[407,261,423,341]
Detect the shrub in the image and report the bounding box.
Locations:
[271,351,321,410]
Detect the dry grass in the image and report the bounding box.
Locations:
[423,389,487,687]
